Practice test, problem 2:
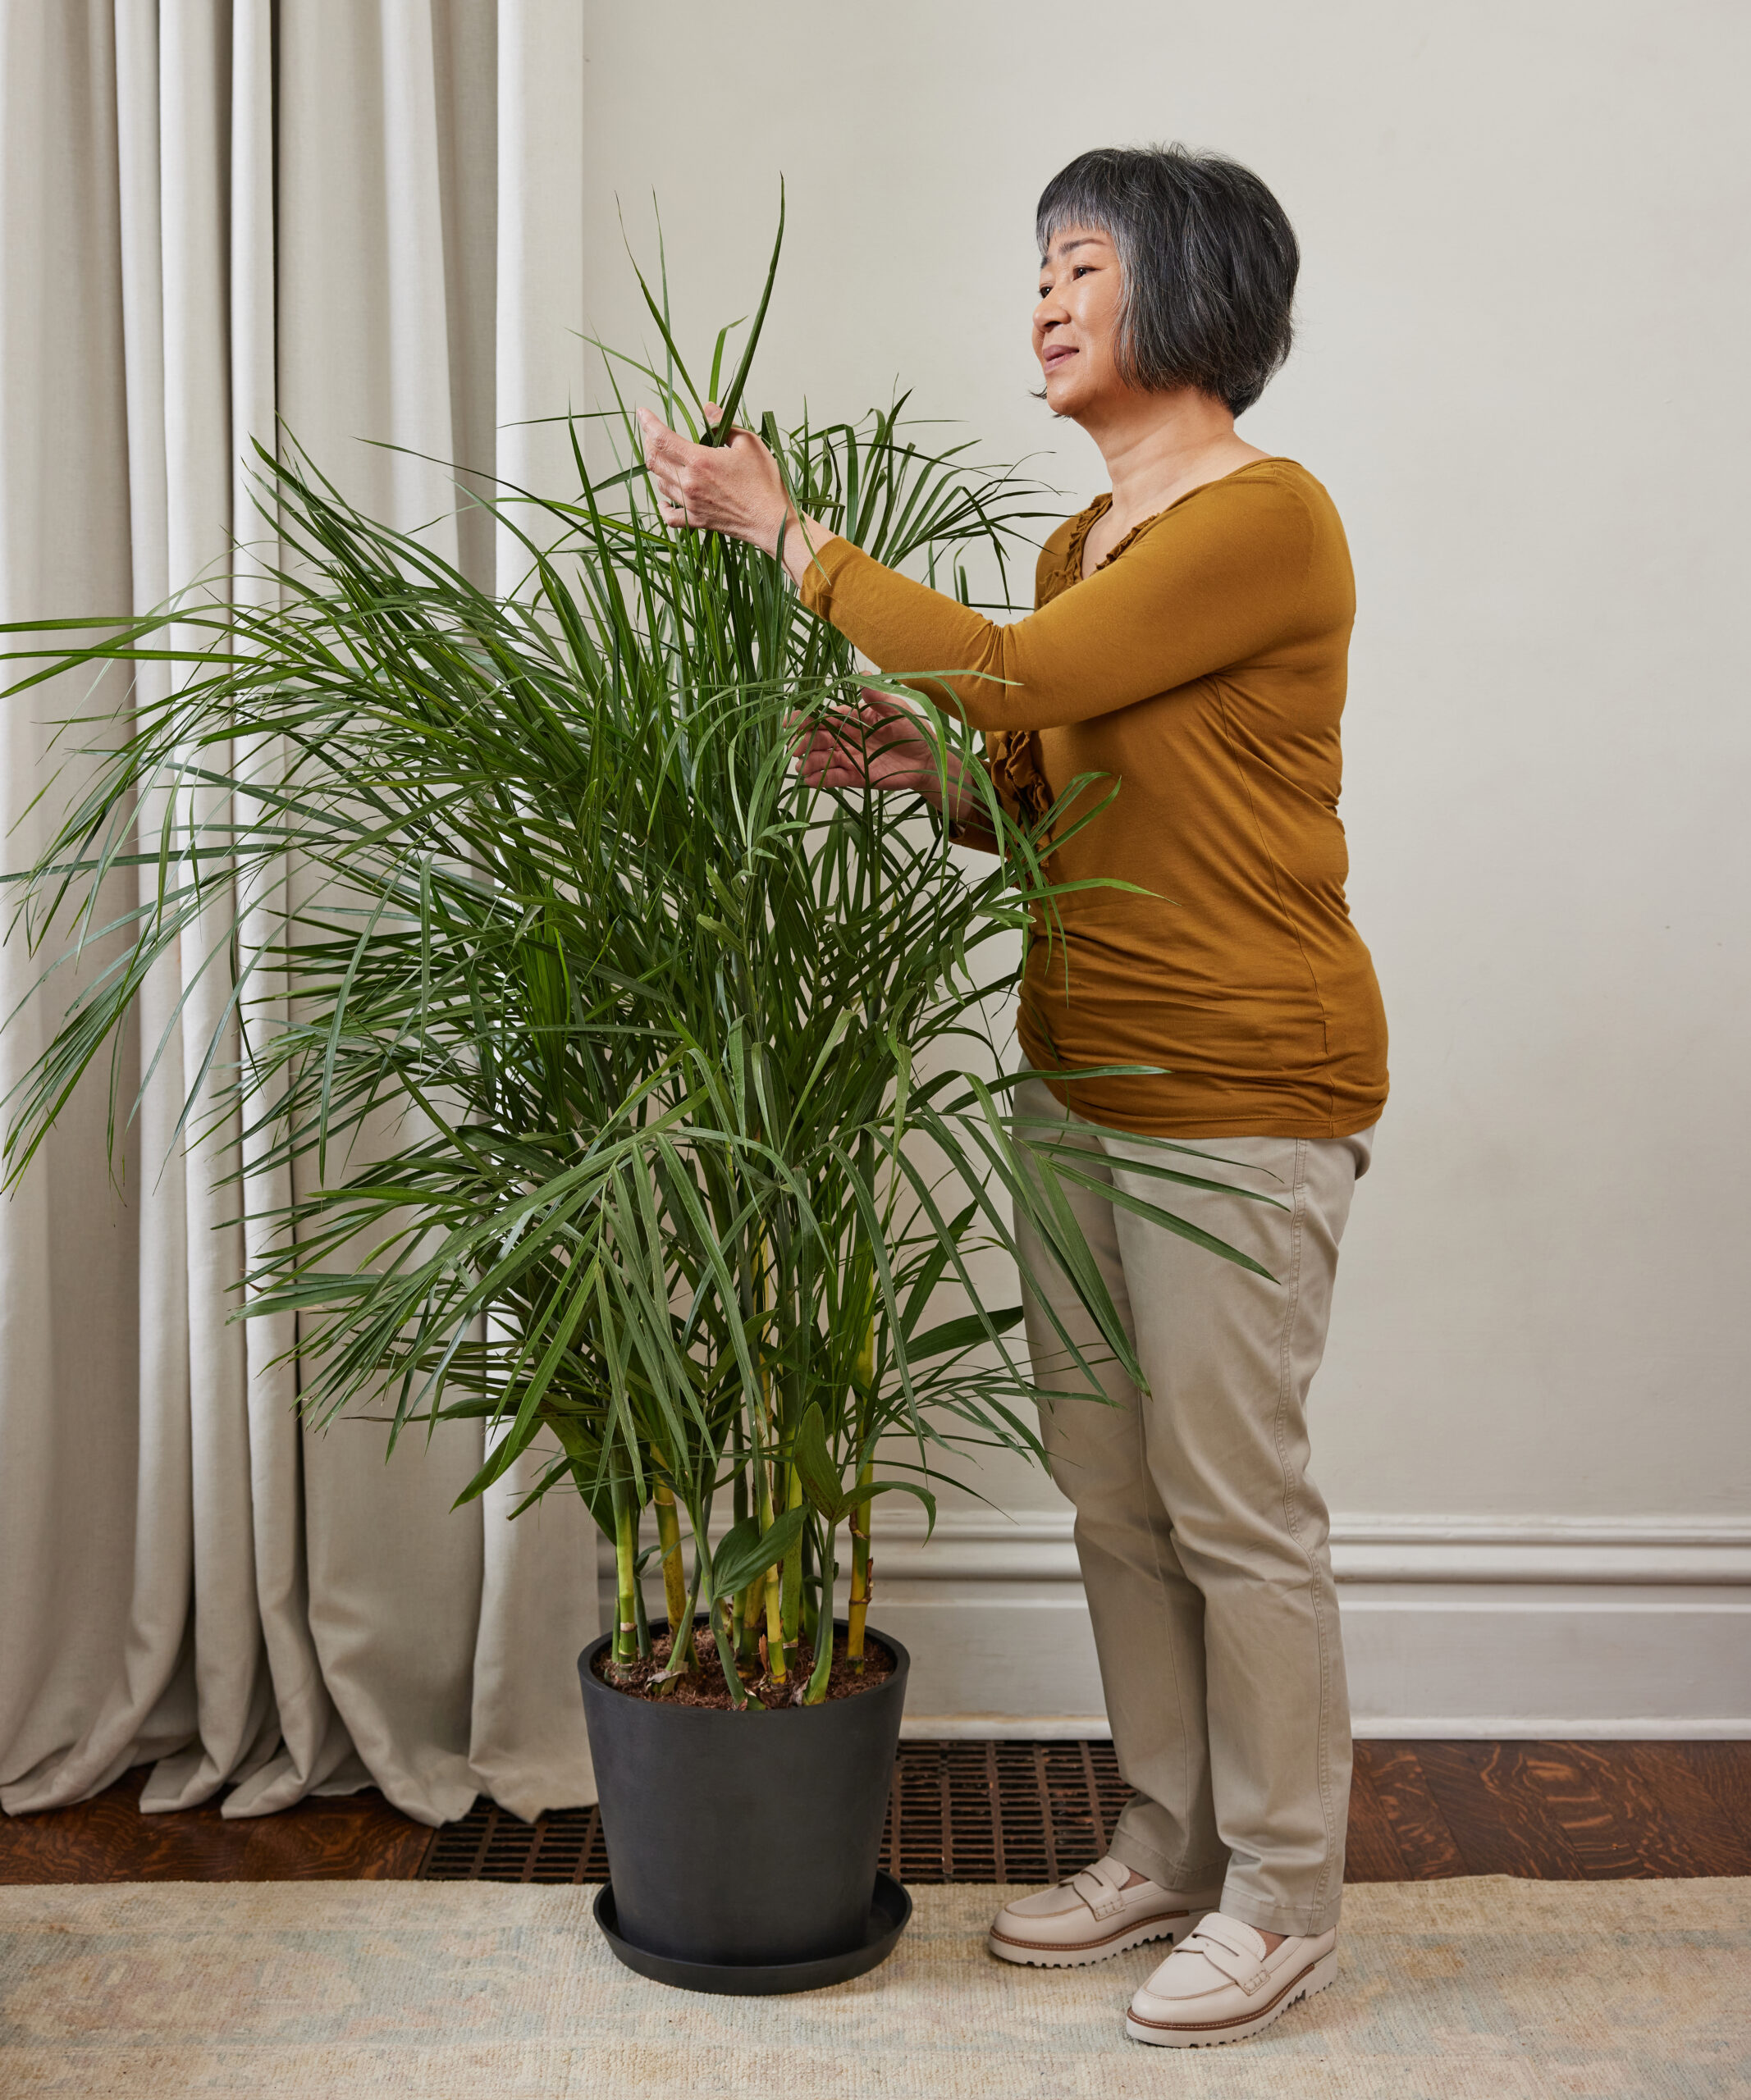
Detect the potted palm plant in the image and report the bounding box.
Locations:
[3,217,1260,1994]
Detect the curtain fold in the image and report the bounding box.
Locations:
[0,0,597,1828]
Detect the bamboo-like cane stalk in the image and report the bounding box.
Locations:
[847,1458,875,1669]
[759,1463,787,1682]
[610,1468,642,1673]
[743,1244,787,1682]
[779,1461,803,1670]
[735,1581,761,1663]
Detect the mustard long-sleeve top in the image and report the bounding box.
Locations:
[798,458,1388,1139]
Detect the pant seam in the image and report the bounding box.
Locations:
[1272,1137,1340,1929]
[1114,1121,1208,1892]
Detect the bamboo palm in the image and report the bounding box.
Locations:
[2,213,1274,1726]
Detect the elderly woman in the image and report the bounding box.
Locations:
[639,143,1387,2049]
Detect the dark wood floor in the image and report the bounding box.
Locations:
[0,1765,429,1883]
[2,1742,1748,1885]
[1345,1742,1751,1881]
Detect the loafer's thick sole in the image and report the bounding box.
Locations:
[987,1904,1210,1969]
[1124,1944,1337,2046]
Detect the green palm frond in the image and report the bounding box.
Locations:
[2,218,1267,1704]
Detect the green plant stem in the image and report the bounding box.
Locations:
[759,1464,787,1682]
[848,1312,876,1669]
[652,1473,692,1669]
[803,1550,837,1705]
[734,1404,762,1664]
[632,1553,652,1659]
[799,1521,819,1647]
[716,1594,755,1710]
[779,1462,803,1669]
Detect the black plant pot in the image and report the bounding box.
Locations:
[578,1621,910,1994]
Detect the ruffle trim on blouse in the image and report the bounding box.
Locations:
[988,728,1054,831]
[1055,491,1173,587]
[1054,496,1107,591]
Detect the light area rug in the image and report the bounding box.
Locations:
[1,1877,1746,2099]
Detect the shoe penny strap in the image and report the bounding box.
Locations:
[1184,1915,1271,1994]
[1068,1856,1134,1920]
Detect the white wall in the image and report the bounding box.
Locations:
[578,0,1751,1728]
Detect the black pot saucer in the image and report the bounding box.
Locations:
[593,1870,912,1996]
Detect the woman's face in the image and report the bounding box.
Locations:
[1033,226,1125,419]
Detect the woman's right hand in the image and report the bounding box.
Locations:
[792,687,970,812]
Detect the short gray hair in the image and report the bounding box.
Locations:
[1036,145,1299,416]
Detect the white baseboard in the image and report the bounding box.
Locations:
[872,1511,1751,1738]
[899,1714,1113,1740]
[600,1511,1751,1737]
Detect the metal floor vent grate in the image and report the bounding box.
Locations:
[883,1739,1132,1884]
[419,1740,1130,1886]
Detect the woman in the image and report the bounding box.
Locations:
[639,143,1387,2049]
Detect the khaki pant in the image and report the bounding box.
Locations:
[1013,1077,1373,1938]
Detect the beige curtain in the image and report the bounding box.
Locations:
[0,0,600,1826]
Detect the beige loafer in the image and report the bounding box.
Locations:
[987,1856,1223,1968]
[1125,1910,1337,2046]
